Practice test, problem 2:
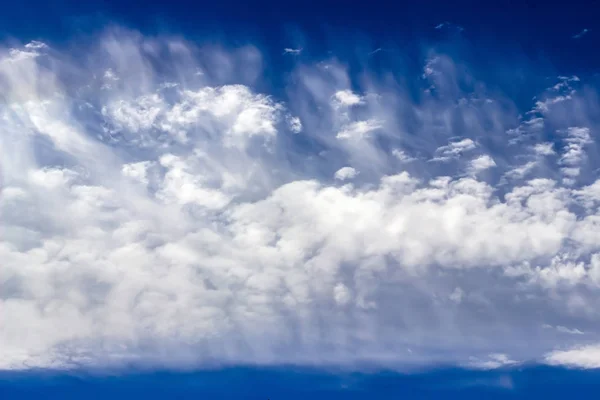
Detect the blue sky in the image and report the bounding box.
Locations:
[3,366,600,399]
[1,0,600,397]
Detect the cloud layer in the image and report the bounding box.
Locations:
[2,28,600,371]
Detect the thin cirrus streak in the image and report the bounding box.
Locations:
[1,27,600,372]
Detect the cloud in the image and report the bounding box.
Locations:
[572,29,589,39]
[558,127,592,185]
[545,345,600,368]
[556,326,585,335]
[334,166,358,181]
[552,75,580,91]
[332,90,364,107]
[543,324,585,335]
[2,28,600,372]
[468,155,496,174]
[449,287,464,304]
[287,116,303,133]
[467,353,518,370]
[336,119,383,140]
[283,47,302,55]
[392,149,416,163]
[533,142,555,156]
[432,138,477,161]
[435,22,465,33]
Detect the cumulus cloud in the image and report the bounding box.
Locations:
[2,28,600,372]
[545,345,600,368]
[468,155,496,174]
[533,142,555,156]
[332,90,364,107]
[287,115,303,133]
[558,127,592,185]
[334,166,358,181]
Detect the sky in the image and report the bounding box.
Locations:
[2,0,600,397]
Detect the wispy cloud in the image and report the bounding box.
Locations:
[283,47,303,55]
[336,119,383,140]
[435,22,465,32]
[467,354,518,370]
[431,138,477,161]
[543,324,585,335]
[572,28,589,39]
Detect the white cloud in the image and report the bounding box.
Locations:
[449,287,464,304]
[336,119,383,140]
[24,41,48,50]
[6,41,48,63]
[545,344,600,368]
[164,85,284,147]
[468,354,517,370]
[560,127,591,165]
[334,166,358,181]
[533,142,555,156]
[469,155,496,174]
[287,116,303,133]
[551,76,580,92]
[283,48,302,55]
[392,149,416,163]
[501,161,537,183]
[559,127,592,184]
[103,94,166,133]
[533,93,574,113]
[572,29,589,39]
[333,283,352,306]
[122,161,153,186]
[556,326,585,335]
[3,29,600,372]
[432,138,477,161]
[435,22,465,32]
[100,84,286,148]
[422,56,440,79]
[543,324,584,335]
[332,89,364,107]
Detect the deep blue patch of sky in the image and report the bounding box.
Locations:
[3,366,600,399]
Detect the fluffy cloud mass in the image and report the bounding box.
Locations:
[2,28,600,371]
